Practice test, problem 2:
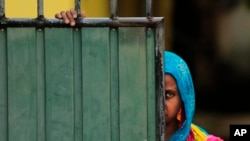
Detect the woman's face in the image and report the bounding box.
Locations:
[164,74,182,125]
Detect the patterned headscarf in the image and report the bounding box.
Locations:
[164,51,195,141]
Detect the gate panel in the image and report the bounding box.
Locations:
[7,28,37,141]
[1,0,165,138]
[119,27,147,141]
[45,28,74,141]
[0,18,165,141]
[82,28,111,141]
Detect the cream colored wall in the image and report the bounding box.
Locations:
[5,0,109,18]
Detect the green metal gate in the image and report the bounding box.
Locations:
[0,1,165,141]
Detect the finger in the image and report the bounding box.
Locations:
[81,11,86,18]
[66,10,75,26]
[55,13,62,19]
[60,11,69,24]
[70,8,77,18]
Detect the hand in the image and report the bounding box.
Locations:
[55,8,86,26]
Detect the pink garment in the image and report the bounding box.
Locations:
[207,135,224,141]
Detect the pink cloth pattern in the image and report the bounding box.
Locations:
[207,135,224,141]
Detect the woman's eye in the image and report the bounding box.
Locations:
[165,91,175,99]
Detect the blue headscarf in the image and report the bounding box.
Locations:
[164,51,195,141]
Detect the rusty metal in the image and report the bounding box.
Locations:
[110,0,117,19]
[0,17,164,28]
[37,0,44,17]
[75,0,81,17]
[155,18,166,141]
[146,0,152,18]
[0,0,4,18]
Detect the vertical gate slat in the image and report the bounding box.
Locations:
[119,27,147,141]
[7,28,37,141]
[73,28,83,141]
[45,28,74,141]
[0,29,7,141]
[37,28,45,141]
[81,27,111,141]
[146,28,156,141]
[110,28,119,141]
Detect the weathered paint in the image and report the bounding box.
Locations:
[7,28,37,141]
[0,26,164,141]
[0,17,164,28]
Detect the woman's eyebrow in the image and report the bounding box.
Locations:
[165,90,176,93]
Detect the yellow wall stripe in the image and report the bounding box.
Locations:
[5,0,109,18]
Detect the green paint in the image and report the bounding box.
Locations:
[45,28,74,141]
[82,27,111,141]
[110,28,119,141]
[7,28,37,141]
[119,27,148,141]
[36,28,46,141]
[0,28,7,141]
[73,28,83,141]
[1,26,158,141]
[146,28,156,141]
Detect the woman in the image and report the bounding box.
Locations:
[164,51,223,141]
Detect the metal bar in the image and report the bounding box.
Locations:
[75,0,81,17]
[37,0,44,17]
[0,17,164,27]
[0,0,4,18]
[146,0,152,18]
[155,18,165,141]
[110,0,117,19]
